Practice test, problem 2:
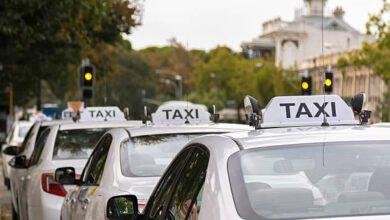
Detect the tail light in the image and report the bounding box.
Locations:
[138,203,146,210]
[41,173,67,197]
[24,159,30,168]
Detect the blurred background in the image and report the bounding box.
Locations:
[0,0,389,138]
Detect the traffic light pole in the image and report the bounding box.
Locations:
[8,84,13,116]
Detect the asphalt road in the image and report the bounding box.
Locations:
[0,159,12,220]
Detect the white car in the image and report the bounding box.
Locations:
[59,101,251,220]
[10,107,142,220]
[119,94,390,220]
[2,120,33,188]
[9,120,72,220]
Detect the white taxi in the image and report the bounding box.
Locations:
[58,101,251,220]
[9,120,72,220]
[2,120,33,189]
[11,107,142,220]
[119,94,390,220]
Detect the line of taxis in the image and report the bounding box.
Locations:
[3,93,390,220]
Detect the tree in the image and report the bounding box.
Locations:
[90,41,156,119]
[336,1,390,121]
[190,46,299,120]
[139,40,208,101]
[0,0,142,108]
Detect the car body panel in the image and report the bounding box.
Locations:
[19,120,142,220]
[62,123,251,220]
[139,125,390,220]
[2,121,33,184]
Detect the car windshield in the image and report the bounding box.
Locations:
[52,128,107,160]
[120,134,207,177]
[228,141,390,219]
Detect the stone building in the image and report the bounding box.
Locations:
[301,52,388,122]
[241,0,373,69]
[241,0,388,122]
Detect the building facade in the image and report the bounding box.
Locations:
[242,0,388,122]
[241,0,373,70]
[301,52,388,122]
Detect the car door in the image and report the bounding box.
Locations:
[144,145,209,220]
[19,127,51,220]
[71,134,112,220]
[10,124,35,215]
[164,145,209,220]
[143,147,192,220]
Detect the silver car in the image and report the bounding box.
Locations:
[118,94,390,220]
[59,101,251,220]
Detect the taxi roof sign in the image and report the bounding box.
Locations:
[261,95,358,128]
[152,101,211,125]
[61,106,126,122]
[67,101,84,110]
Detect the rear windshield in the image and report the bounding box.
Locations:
[120,134,206,177]
[52,128,107,160]
[228,141,390,220]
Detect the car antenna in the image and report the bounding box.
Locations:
[320,0,329,127]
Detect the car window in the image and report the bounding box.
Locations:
[52,128,106,160]
[147,148,193,220]
[229,141,390,220]
[18,125,31,138]
[19,125,35,153]
[36,125,48,140]
[120,134,208,177]
[167,146,209,220]
[82,134,112,185]
[29,128,51,166]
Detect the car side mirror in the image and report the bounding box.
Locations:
[3,145,21,156]
[106,195,139,220]
[55,167,76,185]
[9,155,27,169]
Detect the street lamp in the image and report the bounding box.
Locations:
[156,69,183,100]
[160,76,183,100]
[175,75,183,100]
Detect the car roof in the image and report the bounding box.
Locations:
[372,122,390,128]
[12,120,34,127]
[40,120,72,127]
[57,120,143,130]
[126,123,251,137]
[225,125,390,150]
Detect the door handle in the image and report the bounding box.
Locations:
[26,175,31,180]
[20,176,25,181]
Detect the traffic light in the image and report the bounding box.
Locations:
[301,76,312,95]
[324,71,333,93]
[80,65,95,100]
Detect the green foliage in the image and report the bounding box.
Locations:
[88,41,156,119]
[0,0,141,106]
[337,0,390,121]
[190,46,299,109]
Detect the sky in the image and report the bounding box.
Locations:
[126,0,384,51]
